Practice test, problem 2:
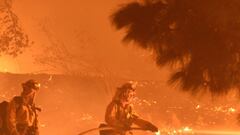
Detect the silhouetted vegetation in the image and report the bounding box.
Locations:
[0,0,30,57]
[111,0,240,95]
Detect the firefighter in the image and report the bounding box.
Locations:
[7,79,41,135]
[101,82,158,135]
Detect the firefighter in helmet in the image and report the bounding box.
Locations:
[100,82,158,135]
[7,79,41,135]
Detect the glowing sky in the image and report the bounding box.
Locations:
[0,0,168,81]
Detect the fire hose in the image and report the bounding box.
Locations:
[78,127,159,135]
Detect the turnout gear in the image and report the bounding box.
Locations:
[0,79,41,135]
[7,96,40,135]
[101,82,158,135]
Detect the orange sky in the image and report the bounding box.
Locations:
[0,0,169,81]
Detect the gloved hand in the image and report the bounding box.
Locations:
[121,125,131,131]
[144,122,158,132]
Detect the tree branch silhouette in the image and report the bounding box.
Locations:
[111,0,240,95]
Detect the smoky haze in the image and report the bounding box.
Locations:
[0,0,240,135]
[3,0,167,81]
[0,73,239,135]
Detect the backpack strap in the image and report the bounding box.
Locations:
[113,100,121,120]
[13,96,23,104]
[12,96,23,113]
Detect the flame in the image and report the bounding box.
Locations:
[159,127,240,135]
[0,57,19,73]
[155,130,161,135]
[183,126,192,132]
[196,105,200,109]
[228,107,236,113]
[195,130,240,135]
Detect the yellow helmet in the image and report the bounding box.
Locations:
[113,81,137,101]
[22,79,40,90]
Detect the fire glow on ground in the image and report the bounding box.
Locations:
[157,128,240,135]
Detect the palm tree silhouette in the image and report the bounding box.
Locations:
[111,0,240,95]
